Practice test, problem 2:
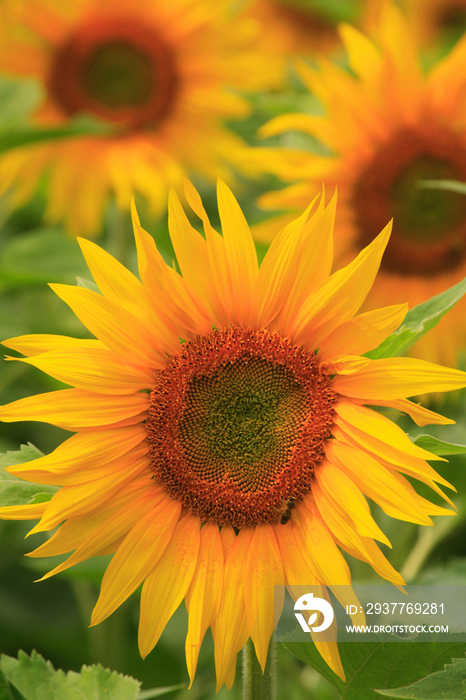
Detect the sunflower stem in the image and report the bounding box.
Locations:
[242,638,276,700]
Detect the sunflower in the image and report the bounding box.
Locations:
[402,0,466,47]
[0,0,282,237]
[0,182,465,687]
[257,1,466,367]
[244,0,341,57]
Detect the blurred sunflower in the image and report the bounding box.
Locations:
[0,0,282,236]
[258,1,466,366]
[0,183,465,686]
[402,0,466,47]
[245,0,341,56]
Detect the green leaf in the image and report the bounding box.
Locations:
[0,652,182,700]
[0,116,112,153]
[0,228,89,292]
[0,445,58,507]
[0,668,28,700]
[136,686,184,700]
[282,630,466,700]
[365,277,466,359]
[417,180,466,195]
[0,77,41,127]
[411,435,466,456]
[0,651,140,700]
[374,656,466,699]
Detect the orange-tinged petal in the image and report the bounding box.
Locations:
[36,487,157,581]
[9,425,147,483]
[185,522,224,686]
[50,284,166,368]
[91,495,181,626]
[29,450,150,532]
[213,528,253,691]
[182,179,233,328]
[339,22,382,86]
[327,439,435,525]
[0,502,47,520]
[333,357,466,400]
[332,420,453,495]
[217,179,258,326]
[139,514,201,658]
[334,401,445,462]
[253,202,313,329]
[363,398,455,426]
[291,222,392,347]
[321,356,371,375]
[315,462,391,545]
[311,480,375,560]
[0,388,149,430]
[2,335,102,356]
[244,524,284,671]
[27,474,155,558]
[293,501,352,587]
[168,189,217,321]
[275,521,319,586]
[318,303,408,361]
[278,194,336,337]
[131,201,209,339]
[333,532,405,587]
[14,347,156,394]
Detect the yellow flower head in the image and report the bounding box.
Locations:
[0,183,465,686]
[0,0,282,236]
[258,1,466,367]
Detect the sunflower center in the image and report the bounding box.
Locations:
[352,126,466,275]
[48,16,178,129]
[146,327,336,528]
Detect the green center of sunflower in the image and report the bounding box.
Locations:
[353,126,466,275]
[81,42,152,109]
[48,16,178,129]
[146,327,336,528]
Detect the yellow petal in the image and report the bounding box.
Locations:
[315,462,391,546]
[339,22,382,85]
[91,495,181,626]
[318,303,408,361]
[278,194,337,337]
[0,388,149,430]
[36,487,157,581]
[332,357,466,400]
[362,398,455,427]
[131,200,209,339]
[0,502,47,520]
[139,514,201,658]
[27,474,155,558]
[185,522,224,686]
[244,524,284,671]
[291,222,392,348]
[182,180,233,328]
[50,284,166,369]
[2,335,102,357]
[217,179,258,326]
[293,500,352,587]
[9,425,147,483]
[15,347,156,394]
[327,439,434,525]
[213,528,253,690]
[334,401,445,462]
[29,449,150,532]
[168,189,217,324]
